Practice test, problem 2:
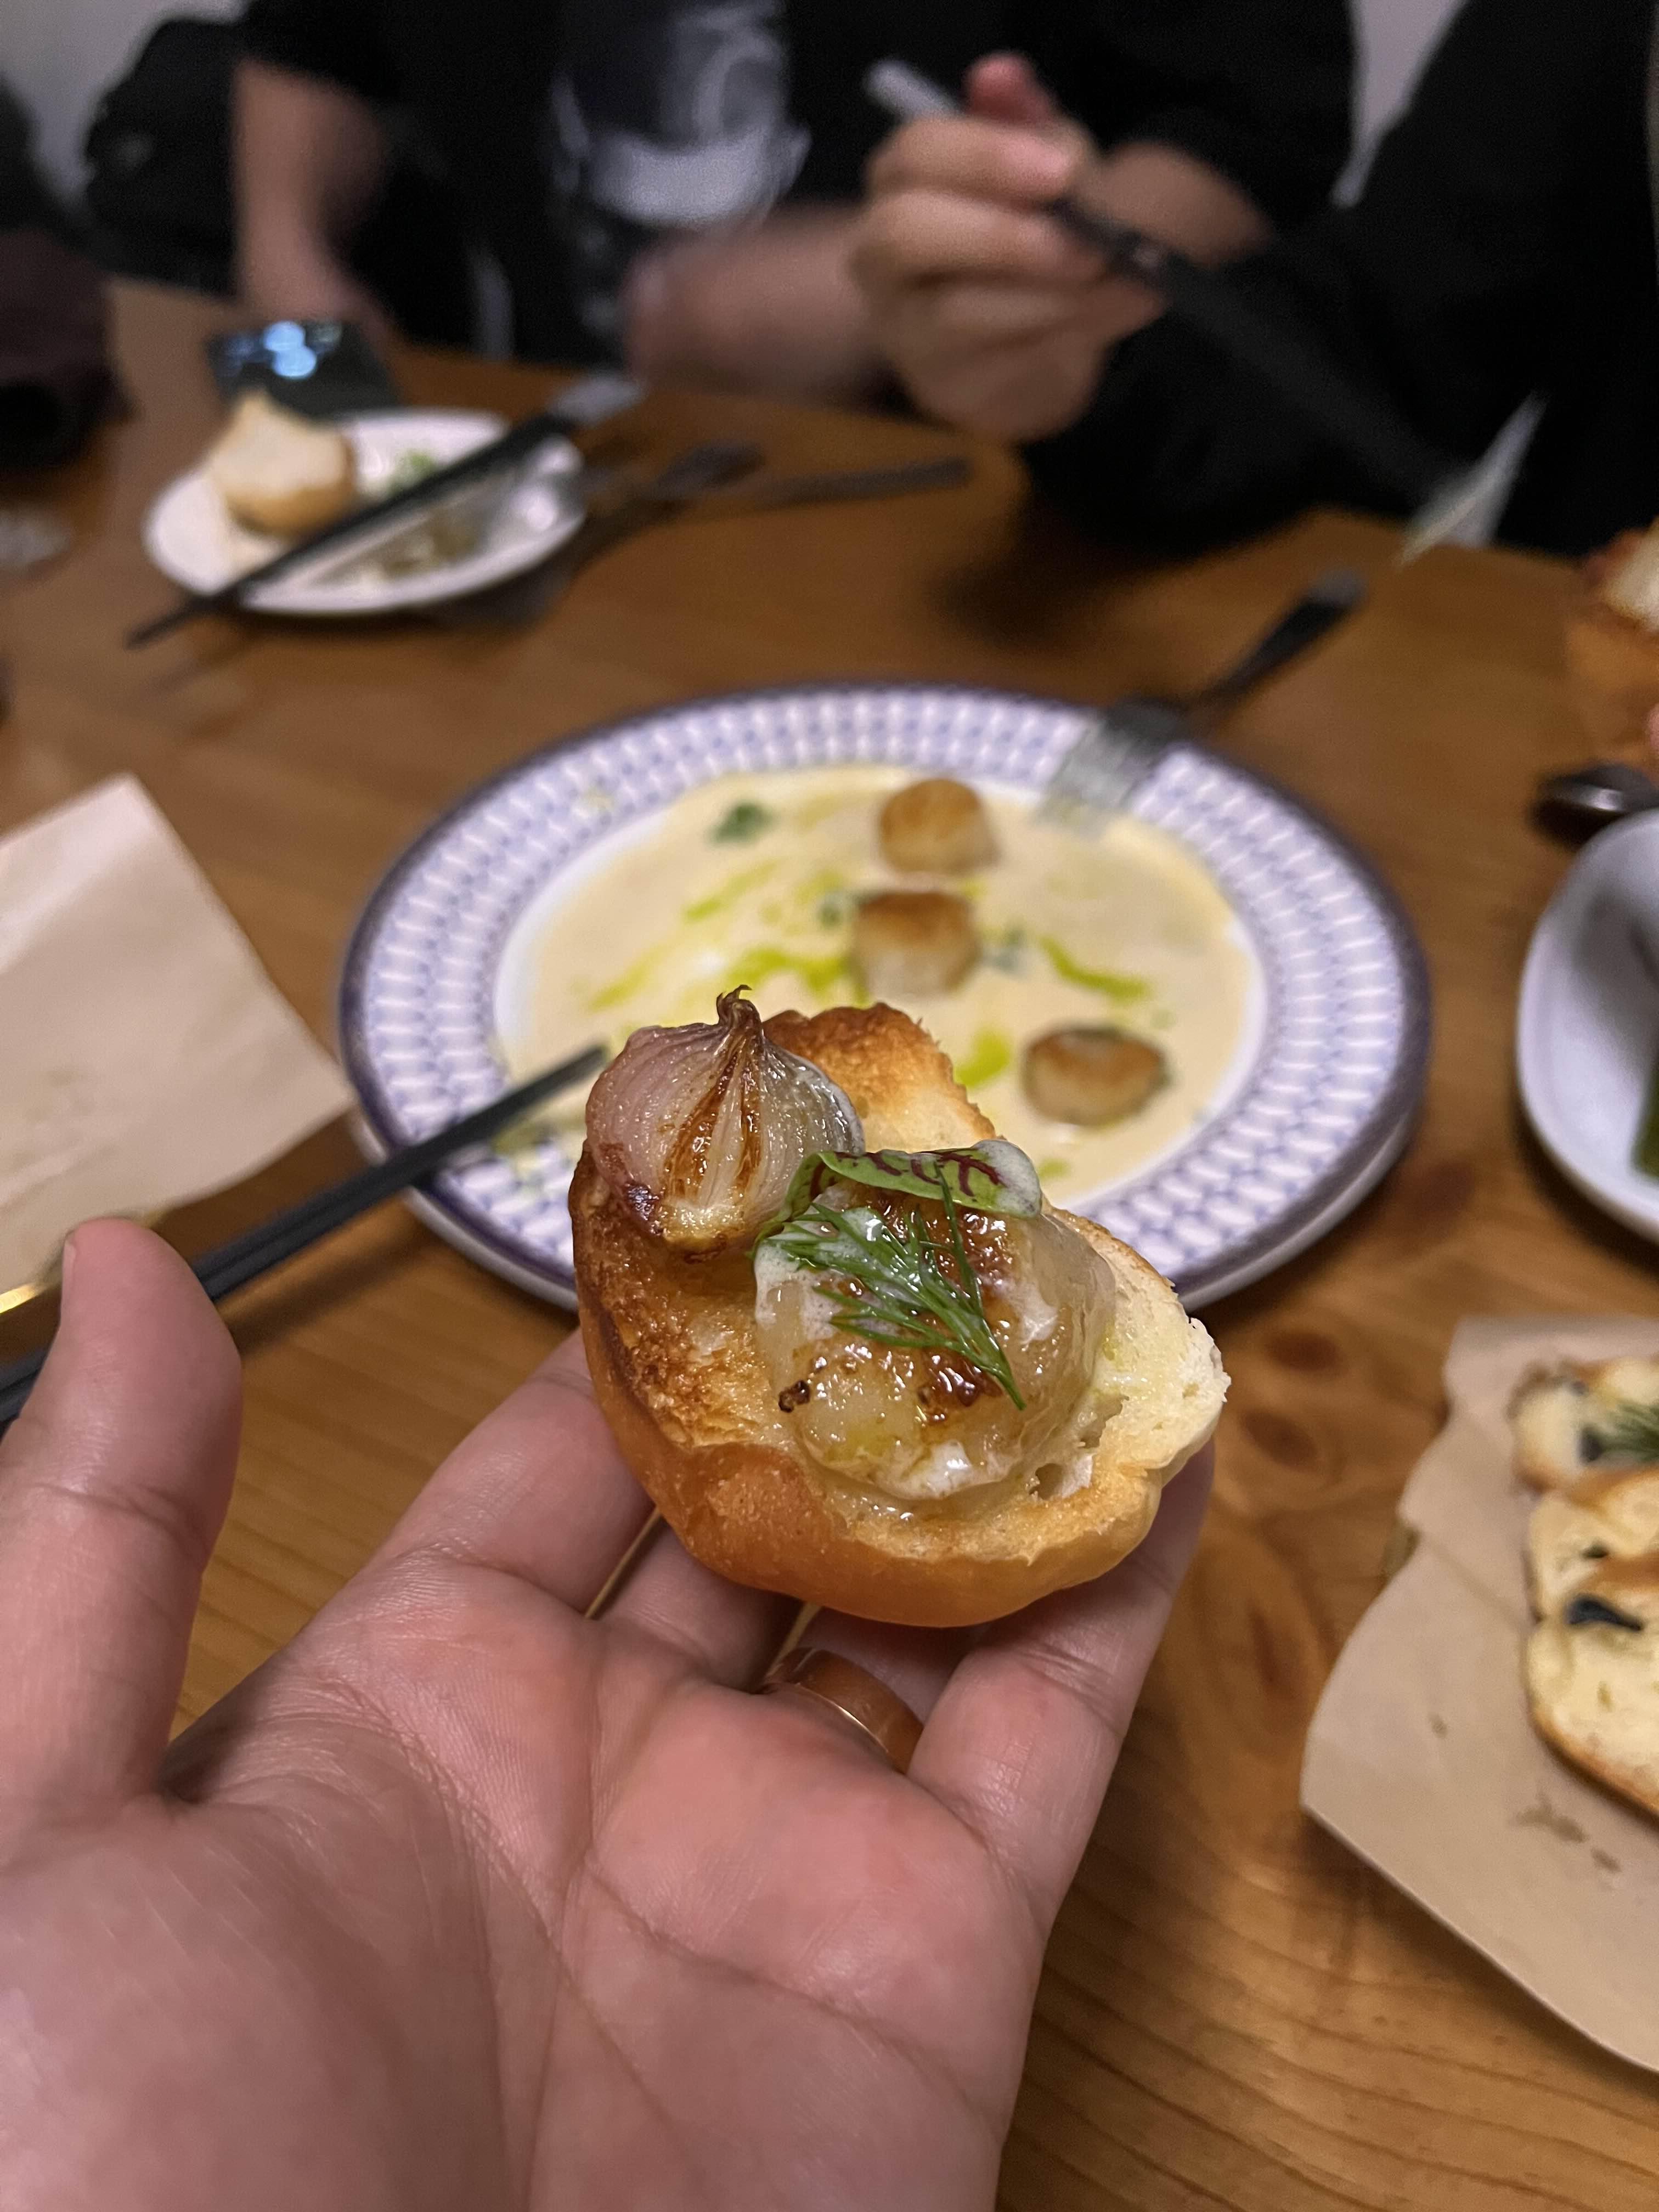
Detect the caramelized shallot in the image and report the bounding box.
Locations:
[586,991,862,1251]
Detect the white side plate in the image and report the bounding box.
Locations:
[1518,811,1659,1241]
[142,408,583,617]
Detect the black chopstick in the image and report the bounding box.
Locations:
[1048,208,1449,504]
[0,1042,606,1430]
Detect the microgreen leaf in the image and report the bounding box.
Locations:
[1598,1400,1659,1460]
[761,1140,1040,1240]
[711,800,775,844]
[385,449,439,495]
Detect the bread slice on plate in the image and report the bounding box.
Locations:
[1526,1556,1659,1819]
[573,1001,1226,1627]
[206,390,357,537]
[1508,1356,1659,1489]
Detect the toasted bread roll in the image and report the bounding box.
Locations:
[878,777,997,873]
[572,1001,1225,1627]
[1527,1468,1659,1615]
[207,390,357,537]
[1023,1024,1167,1126]
[765,1003,988,1149]
[852,890,978,998]
[1509,1357,1659,1488]
[1526,1556,1659,1819]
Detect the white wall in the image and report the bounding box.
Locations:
[7,0,239,199]
[1352,0,1464,166]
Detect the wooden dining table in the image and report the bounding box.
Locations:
[5,279,1658,2206]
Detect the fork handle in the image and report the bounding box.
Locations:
[1184,571,1365,716]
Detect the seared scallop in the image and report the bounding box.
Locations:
[1023,1025,1167,1126]
[878,778,997,873]
[853,890,979,998]
[753,1192,1114,1502]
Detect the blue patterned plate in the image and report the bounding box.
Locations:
[338,685,1429,1310]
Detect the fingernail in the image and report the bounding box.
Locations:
[60,1232,78,1290]
[1024,140,1073,194]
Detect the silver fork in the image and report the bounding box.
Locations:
[1037,566,1367,831]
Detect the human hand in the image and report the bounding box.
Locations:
[624,207,883,405]
[0,1220,1212,2211]
[232,59,399,354]
[852,55,1139,442]
[854,54,1268,443]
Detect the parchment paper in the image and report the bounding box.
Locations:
[1302,1317,1659,2072]
[0,775,351,1291]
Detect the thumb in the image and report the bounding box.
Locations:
[965,52,1065,133]
[0,1221,241,1826]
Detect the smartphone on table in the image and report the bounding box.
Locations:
[204,320,402,419]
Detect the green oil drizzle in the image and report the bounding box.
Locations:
[719,944,853,999]
[588,943,668,1012]
[682,861,777,923]
[1038,933,1149,1003]
[954,1026,1013,1091]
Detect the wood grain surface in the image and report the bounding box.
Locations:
[4,282,1658,2205]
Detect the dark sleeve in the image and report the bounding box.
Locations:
[1023,0,1639,555]
[780,0,1348,216]
[1028,0,1354,227]
[235,0,399,103]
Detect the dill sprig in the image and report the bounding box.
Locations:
[760,1166,1024,1407]
[1598,1398,1659,1461]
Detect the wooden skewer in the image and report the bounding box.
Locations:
[584,1509,667,1620]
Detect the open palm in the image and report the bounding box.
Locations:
[0,1222,1210,2211]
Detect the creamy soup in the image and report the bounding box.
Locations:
[503,767,1254,1204]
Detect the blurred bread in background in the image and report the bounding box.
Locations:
[1526,1468,1659,1615]
[1565,523,1659,758]
[1510,1356,1659,1489]
[1526,1557,1659,1820]
[206,389,356,537]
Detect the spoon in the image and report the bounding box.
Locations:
[1536,761,1659,834]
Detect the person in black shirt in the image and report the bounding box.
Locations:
[855,0,1659,558]
[232,0,1352,399]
